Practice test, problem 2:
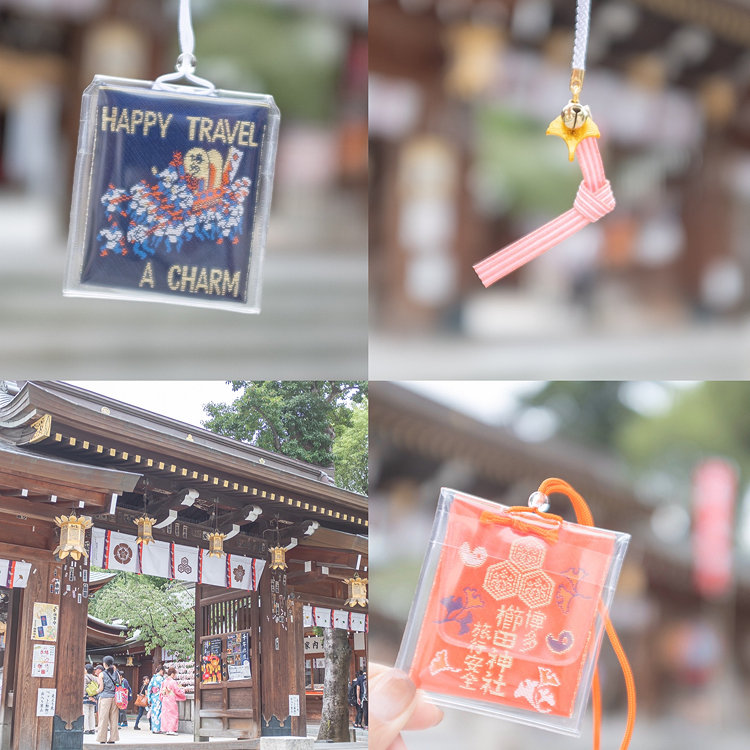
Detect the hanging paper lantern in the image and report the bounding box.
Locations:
[269,545,287,571]
[53,513,93,561]
[344,573,368,607]
[207,530,226,558]
[134,515,157,545]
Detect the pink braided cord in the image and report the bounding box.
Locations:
[473,136,614,287]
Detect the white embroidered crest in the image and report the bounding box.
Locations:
[458,542,488,567]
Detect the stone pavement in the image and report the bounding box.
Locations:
[82,722,367,748]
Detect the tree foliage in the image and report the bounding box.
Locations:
[203,381,368,491]
[332,400,368,495]
[618,382,750,488]
[516,381,640,450]
[89,571,195,659]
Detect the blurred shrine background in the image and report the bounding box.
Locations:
[370,0,750,378]
[0,0,367,376]
[369,380,750,749]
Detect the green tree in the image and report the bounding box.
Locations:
[89,571,195,658]
[333,400,368,495]
[203,381,368,487]
[516,381,641,450]
[618,381,750,491]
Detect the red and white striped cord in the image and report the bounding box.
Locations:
[472,136,614,287]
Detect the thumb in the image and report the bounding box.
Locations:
[369,668,419,750]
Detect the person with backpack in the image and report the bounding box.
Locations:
[95,655,122,744]
[348,676,360,728]
[117,670,132,727]
[83,664,98,735]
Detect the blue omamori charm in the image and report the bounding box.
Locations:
[65,0,279,313]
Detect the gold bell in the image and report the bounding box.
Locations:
[561,100,590,131]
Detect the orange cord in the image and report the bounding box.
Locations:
[537,478,636,750]
[480,506,562,543]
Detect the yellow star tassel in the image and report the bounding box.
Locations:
[546,115,600,161]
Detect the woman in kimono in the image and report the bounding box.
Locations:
[159,667,187,736]
[147,664,166,733]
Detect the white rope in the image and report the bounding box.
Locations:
[154,0,215,92]
[572,0,592,70]
[178,0,195,65]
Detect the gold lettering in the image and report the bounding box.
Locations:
[194,267,209,293]
[101,106,117,132]
[116,108,130,134]
[143,111,158,136]
[199,118,213,142]
[187,116,201,141]
[209,269,223,295]
[226,119,241,145]
[167,265,181,290]
[223,270,241,298]
[212,119,226,143]
[158,112,173,138]
[130,109,144,132]
[237,121,259,148]
[237,121,250,147]
[139,261,155,289]
[180,265,198,293]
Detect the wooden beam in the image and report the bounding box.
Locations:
[0,470,112,506]
[0,495,83,523]
[0,541,55,563]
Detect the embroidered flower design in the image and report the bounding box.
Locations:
[233,565,245,583]
[514,666,560,713]
[97,147,251,258]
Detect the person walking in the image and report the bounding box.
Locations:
[95,655,121,744]
[355,670,365,729]
[147,664,166,734]
[360,671,368,730]
[159,666,187,736]
[347,675,361,728]
[117,670,132,727]
[83,664,98,735]
[133,675,150,731]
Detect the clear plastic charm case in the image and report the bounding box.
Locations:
[65,75,279,313]
[397,488,630,736]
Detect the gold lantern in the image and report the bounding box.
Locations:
[269,545,287,571]
[344,573,368,607]
[207,530,226,558]
[134,515,156,545]
[53,513,93,561]
[126,655,134,667]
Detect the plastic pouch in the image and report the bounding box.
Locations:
[64,1,279,313]
[397,482,631,737]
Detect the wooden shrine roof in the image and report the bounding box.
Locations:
[0,382,368,540]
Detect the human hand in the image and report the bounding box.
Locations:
[369,663,443,750]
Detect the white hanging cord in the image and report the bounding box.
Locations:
[177,0,196,73]
[572,0,592,71]
[154,0,215,93]
[569,0,591,102]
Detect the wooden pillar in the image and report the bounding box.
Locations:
[258,568,306,736]
[52,541,91,749]
[13,558,52,750]
[11,532,91,750]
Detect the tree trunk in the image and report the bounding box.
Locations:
[316,628,352,742]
